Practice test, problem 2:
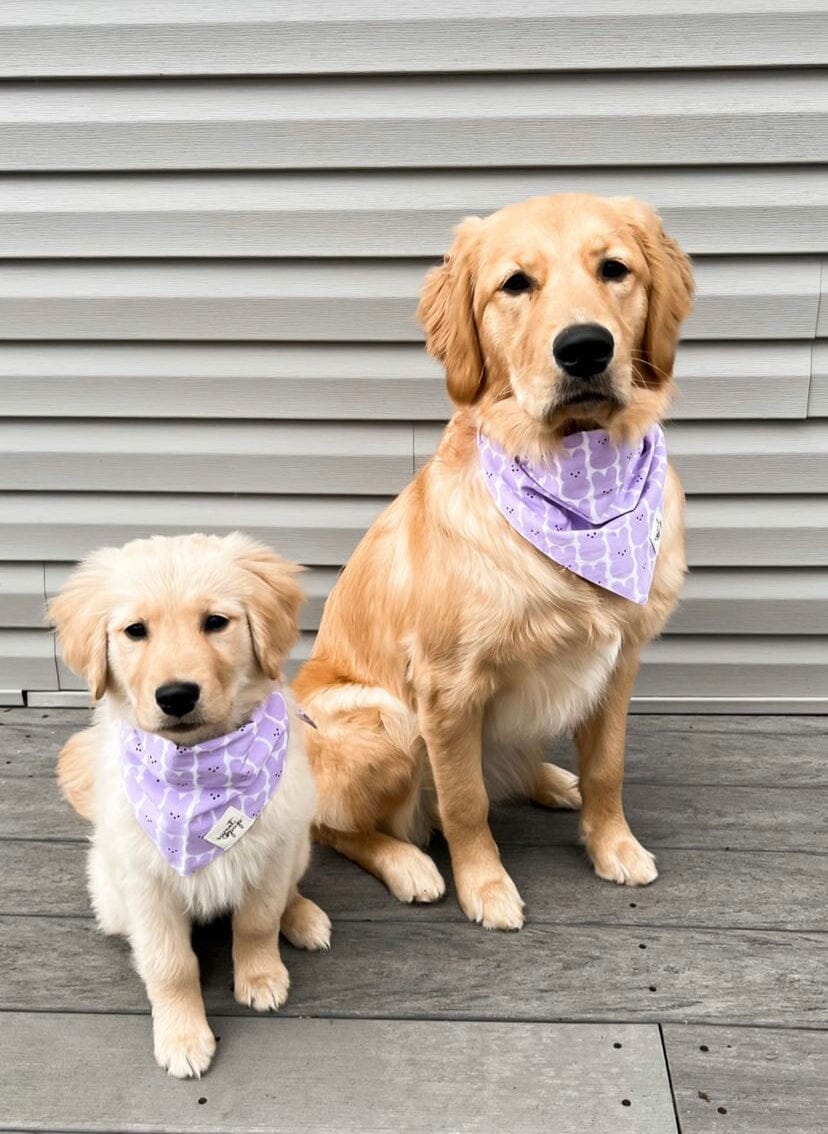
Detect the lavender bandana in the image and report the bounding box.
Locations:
[120,690,292,876]
[478,426,668,605]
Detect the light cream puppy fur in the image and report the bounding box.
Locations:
[51,532,329,1079]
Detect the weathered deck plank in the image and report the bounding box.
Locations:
[0,1014,677,1134]
[5,709,826,786]
[4,775,823,853]
[1,915,823,1029]
[0,709,824,1129]
[3,839,825,933]
[663,1025,828,1134]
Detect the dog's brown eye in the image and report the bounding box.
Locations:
[600,259,630,281]
[501,271,533,295]
[124,623,147,640]
[204,614,229,633]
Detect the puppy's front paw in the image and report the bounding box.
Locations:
[235,959,290,1012]
[456,866,525,931]
[153,1017,216,1079]
[281,896,332,952]
[587,830,657,887]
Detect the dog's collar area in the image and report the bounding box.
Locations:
[119,689,301,875]
[478,426,668,605]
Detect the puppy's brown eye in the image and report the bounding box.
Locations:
[204,614,229,633]
[501,271,533,295]
[600,259,630,281]
[124,623,147,640]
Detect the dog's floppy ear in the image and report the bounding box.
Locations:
[418,216,485,406]
[227,534,304,680]
[47,549,117,701]
[621,199,694,390]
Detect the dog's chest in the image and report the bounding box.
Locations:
[485,628,622,745]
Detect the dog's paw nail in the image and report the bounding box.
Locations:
[460,873,525,931]
[384,847,446,904]
[235,965,290,1011]
[154,1023,216,1079]
[590,835,657,887]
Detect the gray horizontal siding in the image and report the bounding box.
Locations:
[1,169,825,257]
[0,12,824,707]
[3,420,827,496]
[672,570,828,634]
[0,564,45,627]
[635,637,828,700]
[818,281,828,337]
[0,422,415,496]
[0,341,814,421]
[0,71,823,171]
[49,630,826,702]
[34,563,828,637]
[0,629,56,690]
[2,493,825,567]
[2,3,824,77]
[0,257,821,340]
[811,342,828,416]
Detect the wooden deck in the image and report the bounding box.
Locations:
[0,709,825,1133]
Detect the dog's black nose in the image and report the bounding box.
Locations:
[155,682,200,718]
[553,323,615,379]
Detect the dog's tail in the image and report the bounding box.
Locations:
[57,727,96,822]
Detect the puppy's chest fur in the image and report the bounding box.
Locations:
[92,706,315,923]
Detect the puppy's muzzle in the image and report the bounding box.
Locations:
[155,681,201,719]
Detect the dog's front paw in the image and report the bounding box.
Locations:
[587,829,657,887]
[235,959,290,1012]
[281,895,332,952]
[382,844,446,904]
[153,1017,216,1079]
[456,866,525,931]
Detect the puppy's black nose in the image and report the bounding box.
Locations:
[553,323,615,379]
[155,682,200,718]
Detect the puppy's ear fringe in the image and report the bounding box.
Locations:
[225,534,305,681]
[47,550,117,702]
[417,216,486,407]
[618,198,695,391]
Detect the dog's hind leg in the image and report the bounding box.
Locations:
[87,838,131,937]
[300,694,444,902]
[57,725,97,821]
[317,827,445,904]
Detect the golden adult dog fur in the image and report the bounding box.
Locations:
[294,194,693,930]
[51,533,330,1077]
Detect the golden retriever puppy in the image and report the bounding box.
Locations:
[294,194,692,930]
[51,532,330,1077]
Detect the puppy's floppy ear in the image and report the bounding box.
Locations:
[47,549,117,701]
[417,216,485,406]
[621,199,694,390]
[227,534,304,680]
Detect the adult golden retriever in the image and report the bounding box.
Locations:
[294,194,693,930]
[52,533,330,1076]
